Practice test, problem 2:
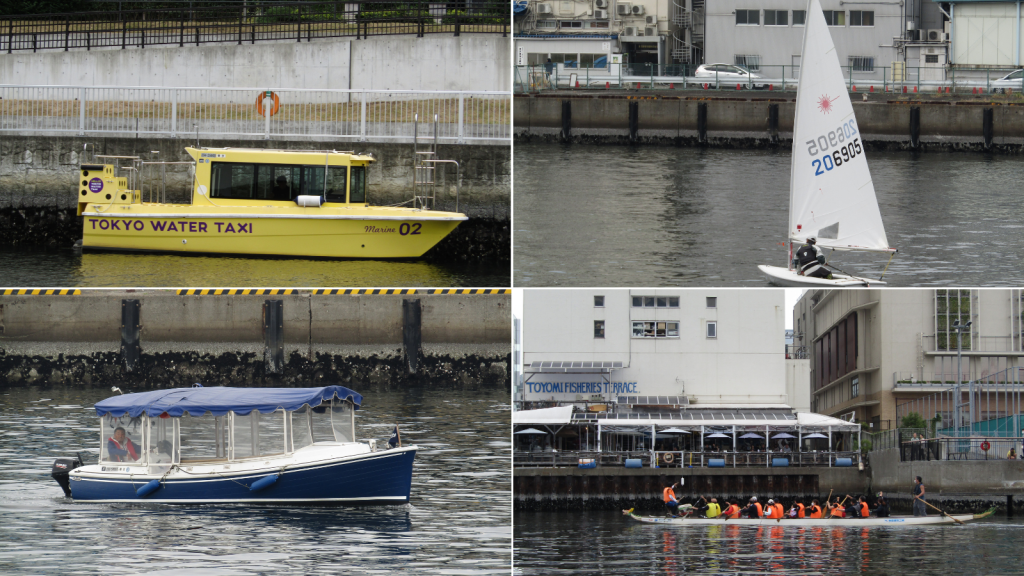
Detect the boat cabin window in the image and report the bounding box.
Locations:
[300,398,356,445]
[350,166,366,203]
[211,162,356,202]
[231,410,286,459]
[178,414,228,463]
[147,416,179,464]
[100,415,145,464]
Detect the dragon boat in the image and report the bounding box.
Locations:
[625,507,996,527]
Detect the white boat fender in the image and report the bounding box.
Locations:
[295,195,324,207]
[250,474,280,492]
[136,479,162,497]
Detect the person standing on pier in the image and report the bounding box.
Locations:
[913,476,927,516]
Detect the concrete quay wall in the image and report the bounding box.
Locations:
[0,291,511,390]
[0,35,511,92]
[513,467,870,511]
[514,94,1024,150]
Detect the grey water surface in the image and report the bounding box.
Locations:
[514,510,1024,575]
[514,143,1024,287]
[0,386,510,575]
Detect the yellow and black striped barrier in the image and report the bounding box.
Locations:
[426,289,510,294]
[176,289,298,295]
[311,289,419,295]
[0,289,82,295]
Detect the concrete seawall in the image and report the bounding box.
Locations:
[514,467,870,511]
[0,290,510,390]
[0,35,511,92]
[514,93,1024,151]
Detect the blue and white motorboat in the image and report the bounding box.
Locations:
[50,385,417,504]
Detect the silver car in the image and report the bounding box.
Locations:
[990,69,1024,93]
[695,63,766,88]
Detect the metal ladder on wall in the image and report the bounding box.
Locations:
[412,113,461,213]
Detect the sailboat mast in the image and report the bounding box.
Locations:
[787,0,814,267]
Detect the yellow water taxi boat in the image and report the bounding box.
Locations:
[76,147,466,258]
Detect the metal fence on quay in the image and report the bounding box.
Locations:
[1,1,509,53]
[0,85,510,143]
[894,367,1024,438]
[515,449,862,469]
[871,429,1024,462]
[516,63,1024,95]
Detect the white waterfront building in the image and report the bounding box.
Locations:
[522,288,808,410]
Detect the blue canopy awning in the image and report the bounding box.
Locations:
[95,386,362,418]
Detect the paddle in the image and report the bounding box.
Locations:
[915,496,963,525]
[823,262,861,279]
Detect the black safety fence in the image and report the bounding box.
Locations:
[2,0,508,53]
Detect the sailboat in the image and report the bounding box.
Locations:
[759,0,896,287]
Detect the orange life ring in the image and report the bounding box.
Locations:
[256,91,280,116]
[981,441,991,451]
[663,452,675,463]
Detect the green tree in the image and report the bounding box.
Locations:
[901,412,926,429]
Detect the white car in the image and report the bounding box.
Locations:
[990,69,1024,93]
[695,63,766,88]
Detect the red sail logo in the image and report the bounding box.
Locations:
[817,94,839,114]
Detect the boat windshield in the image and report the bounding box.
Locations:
[100,415,146,464]
[350,166,366,203]
[232,410,287,459]
[148,415,178,464]
[178,414,228,462]
[294,398,356,448]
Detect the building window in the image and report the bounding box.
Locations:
[764,9,788,26]
[850,11,874,26]
[589,21,609,28]
[706,321,717,338]
[580,53,607,68]
[792,10,806,25]
[594,295,604,307]
[632,296,679,307]
[734,55,761,72]
[822,10,845,26]
[936,289,972,351]
[925,54,939,63]
[735,9,760,25]
[551,52,578,68]
[559,20,583,29]
[706,296,717,308]
[535,21,557,29]
[849,57,874,72]
[632,321,680,338]
[594,320,605,339]
[851,377,859,398]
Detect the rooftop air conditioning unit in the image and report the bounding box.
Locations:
[644,26,657,36]
[595,0,608,8]
[926,29,942,41]
[616,2,632,16]
[595,9,609,18]
[631,4,645,15]
[537,3,553,14]
[624,25,639,36]
[645,15,656,25]
[942,32,950,41]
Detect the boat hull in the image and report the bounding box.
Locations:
[758,265,886,287]
[80,208,465,259]
[68,447,416,504]
[629,510,990,527]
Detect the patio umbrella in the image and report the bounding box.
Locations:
[802,433,828,439]
[772,433,797,439]
[514,428,549,435]
[739,433,765,439]
[706,433,730,438]
[660,428,691,434]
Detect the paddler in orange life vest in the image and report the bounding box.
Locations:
[663,483,680,517]
[808,499,823,518]
[740,496,762,518]
[722,500,741,519]
[107,426,139,462]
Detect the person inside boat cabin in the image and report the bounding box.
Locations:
[107,426,139,462]
[272,175,292,200]
[795,237,833,279]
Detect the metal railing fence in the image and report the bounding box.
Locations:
[897,436,1023,462]
[0,85,510,143]
[516,63,1024,95]
[2,1,509,52]
[895,368,1024,437]
[513,449,860,468]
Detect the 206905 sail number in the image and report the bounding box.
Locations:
[806,119,862,176]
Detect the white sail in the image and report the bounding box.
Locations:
[789,0,892,252]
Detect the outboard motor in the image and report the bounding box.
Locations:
[51,456,83,498]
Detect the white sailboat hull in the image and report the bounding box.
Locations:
[759,265,886,287]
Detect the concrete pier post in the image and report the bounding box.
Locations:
[697,103,707,144]
[910,106,921,148]
[629,101,639,142]
[403,299,422,374]
[263,300,284,374]
[120,299,141,372]
[983,108,994,148]
[560,100,571,142]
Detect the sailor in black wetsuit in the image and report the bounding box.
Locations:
[795,237,832,279]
